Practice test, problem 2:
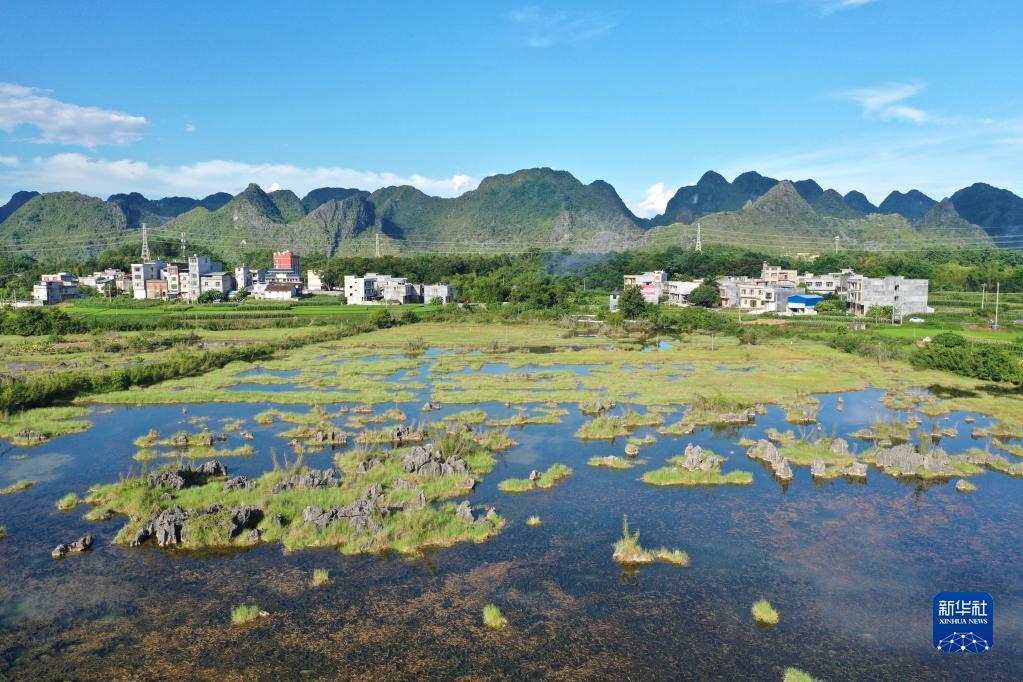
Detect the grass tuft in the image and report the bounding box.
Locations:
[0,480,34,496]
[312,568,330,586]
[231,604,266,625]
[483,604,507,630]
[752,599,779,625]
[56,492,81,510]
[526,515,541,526]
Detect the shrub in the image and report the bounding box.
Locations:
[369,308,393,329]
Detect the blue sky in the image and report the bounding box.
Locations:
[1,0,1021,217]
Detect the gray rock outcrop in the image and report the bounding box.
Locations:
[272,468,340,494]
[402,444,468,477]
[810,458,827,478]
[873,444,953,476]
[51,535,93,559]
[747,439,793,480]
[841,462,868,478]
[678,443,723,472]
[223,476,254,492]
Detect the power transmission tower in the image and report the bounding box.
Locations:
[695,222,702,253]
[994,281,1001,329]
[180,232,187,258]
[141,223,150,261]
[375,233,381,258]
[835,236,839,255]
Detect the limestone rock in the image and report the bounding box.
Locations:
[810,459,827,478]
[51,535,93,559]
[678,443,723,472]
[272,468,340,494]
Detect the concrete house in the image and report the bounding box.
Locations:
[847,275,930,317]
[623,271,668,303]
[666,280,703,306]
[423,283,456,305]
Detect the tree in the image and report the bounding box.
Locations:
[617,286,647,319]
[687,283,720,308]
[369,308,393,329]
[197,290,225,304]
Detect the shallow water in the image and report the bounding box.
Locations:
[1,372,1022,679]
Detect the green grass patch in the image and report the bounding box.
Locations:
[56,492,81,510]
[0,480,34,496]
[498,464,572,493]
[0,406,93,447]
[587,455,635,470]
[611,515,689,566]
[483,604,507,630]
[231,604,266,625]
[752,599,779,625]
[575,415,631,440]
[443,409,488,425]
[312,568,330,586]
[783,667,820,682]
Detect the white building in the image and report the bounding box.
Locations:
[33,280,78,304]
[344,274,380,304]
[380,277,421,304]
[307,270,326,291]
[423,283,456,305]
[800,269,856,296]
[256,283,299,300]
[200,272,234,298]
[131,261,164,299]
[847,275,930,318]
[666,280,703,306]
[623,271,668,304]
[235,265,262,290]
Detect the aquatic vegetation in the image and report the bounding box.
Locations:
[312,568,330,586]
[642,447,753,487]
[852,420,912,444]
[134,444,254,462]
[965,449,1023,477]
[622,410,664,428]
[88,431,505,556]
[0,406,93,447]
[994,439,1023,458]
[752,599,779,625]
[403,336,428,354]
[587,455,635,470]
[473,430,517,451]
[684,393,756,425]
[356,424,428,445]
[657,420,694,436]
[611,515,689,566]
[575,415,631,440]
[443,409,488,425]
[0,526,5,540]
[525,515,541,526]
[765,428,796,444]
[0,480,35,496]
[482,604,507,630]
[781,437,856,468]
[498,464,572,493]
[782,395,819,424]
[627,434,656,446]
[346,408,407,427]
[134,429,160,447]
[973,421,1023,440]
[56,492,81,510]
[254,409,281,425]
[231,604,266,625]
[221,418,246,432]
[783,668,820,682]
[490,412,562,428]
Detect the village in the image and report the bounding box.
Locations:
[612,262,932,319]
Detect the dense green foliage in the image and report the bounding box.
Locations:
[911,333,1023,384]
[0,307,86,335]
[617,286,647,318]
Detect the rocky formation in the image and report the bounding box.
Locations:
[747,439,793,480]
[718,408,758,424]
[528,470,541,482]
[830,438,849,456]
[455,500,499,527]
[873,444,953,477]
[129,503,263,547]
[146,460,229,490]
[223,476,254,492]
[841,461,868,478]
[271,468,340,494]
[678,444,724,472]
[301,484,391,534]
[389,425,425,443]
[810,459,827,478]
[966,451,1023,476]
[355,458,383,473]
[624,443,640,457]
[422,401,441,412]
[52,535,93,559]
[581,399,616,415]
[402,444,468,478]
[955,479,976,492]
[313,430,347,445]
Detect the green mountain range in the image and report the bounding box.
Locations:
[1,167,1018,261]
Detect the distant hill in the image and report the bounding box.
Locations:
[1,167,1019,259]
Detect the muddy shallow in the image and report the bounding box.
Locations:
[1,383,1022,680]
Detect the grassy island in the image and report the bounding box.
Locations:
[642,448,753,487]
[483,604,507,630]
[611,516,689,566]
[84,430,505,556]
[0,480,34,496]
[498,464,573,493]
[0,406,93,447]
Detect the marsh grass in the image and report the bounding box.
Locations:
[783,668,820,682]
[0,480,34,496]
[231,604,266,625]
[765,428,796,444]
[474,430,517,451]
[575,415,630,440]
[852,420,912,443]
[973,421,1023,440]
[657,420,694,436]
[56,492,81,510]
[312,568,330,586]
[490,412,562,428]
[587,455,635,470]
[483,604,507,630]
[498,464,572,493]
[752,599,779,625]
[0,406,93,447]
[642,451,752,487]
[443,409,488,425]
[782,395,819,424]
[684,393,755,425]
[526,516,541,526]
[0,526,5,540]
[133,444,254,462]
[994,439,1023,458]
[611,516,688,566]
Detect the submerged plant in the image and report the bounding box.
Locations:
[482,604,507,630]
[612,515,688,566]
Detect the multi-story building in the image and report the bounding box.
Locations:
[622,271,668,303]
[344,274,380,304]
[761,263,799,286]
[666,280,703,306]
[307,270,326,291]
[200,272,235,298]
[145,279,169,299]
[273,250,300,273]
[422,283,456,305]
[131,261,164,299]
[717,277,751,308]
[380,278,421,304]
[800,269,856,296]
[32,279,78,304]
[847,275,930,318]
[163,263,188,299]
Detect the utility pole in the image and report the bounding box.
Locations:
[695,222,702,253]
[981,283,987,309]
[994,281,1000,329]
[834,236,839,255]
[141,222,150,261]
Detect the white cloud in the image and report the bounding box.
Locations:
[183,122,196,133]
[0,153,480,200]
[811,0,877,14]
[0,83,147,146]
[840,82,931,124]
[507,7,618,48]
[0,156,18,167]
[632,182,674,219]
